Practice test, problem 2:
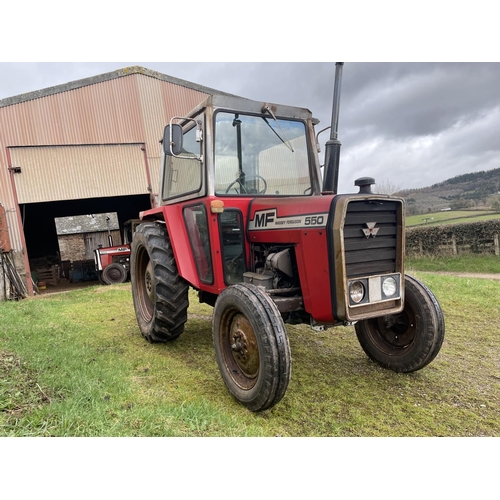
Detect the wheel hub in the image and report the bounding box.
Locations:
[145,263,153,301]
[231,331,249,360]
[108,268,121,281]
[377,312,415,347]
[229,314,259,379]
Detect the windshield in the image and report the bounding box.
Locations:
[214,112,311,196]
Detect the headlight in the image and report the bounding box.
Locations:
[382,276,397,297]
[347,274,400,309]
[350,281,365,304]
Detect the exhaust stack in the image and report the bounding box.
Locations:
[322,62,344,194]
[106,216,113,246]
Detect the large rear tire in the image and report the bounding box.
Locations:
[355,274,445,373]
[213,283,291,411]
[130,222,189,342]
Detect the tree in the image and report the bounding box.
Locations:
[373,179,401,195]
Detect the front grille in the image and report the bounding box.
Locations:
[343,200,400,278]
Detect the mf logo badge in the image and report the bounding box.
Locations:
[362,222,380,238]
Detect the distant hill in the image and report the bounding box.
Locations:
[396,167,500,215]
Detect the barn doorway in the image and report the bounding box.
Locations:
[21,194,150,292]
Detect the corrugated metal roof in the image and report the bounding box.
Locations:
[0,66,235,109]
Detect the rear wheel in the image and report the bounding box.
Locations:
[213,283,291,411]
[102,263,127,284]
[130,222,189,342]
[355,274,445,373]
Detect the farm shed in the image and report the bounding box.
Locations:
[44,212,120,286]
[0,66,231,299]
[55,212,120,261]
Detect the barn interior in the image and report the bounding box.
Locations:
[22,193,150,291]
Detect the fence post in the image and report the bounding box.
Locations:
[452,233,457,256]
[494,233,499,256]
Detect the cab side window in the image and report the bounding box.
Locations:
[163,117,204,200]
[183,204,213,284]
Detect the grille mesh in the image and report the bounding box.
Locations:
[343,200,399,278]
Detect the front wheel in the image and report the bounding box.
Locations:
[130,222,189,342]
[213,283,291,411]
[102,263,128,284]
[355,274,445,373]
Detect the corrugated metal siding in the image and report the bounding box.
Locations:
[0,70,211,252]
[10,144,148,203]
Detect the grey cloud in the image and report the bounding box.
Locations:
[1,62,499,194]
[342,63,500,139]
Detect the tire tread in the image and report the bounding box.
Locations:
[131,223,189,343]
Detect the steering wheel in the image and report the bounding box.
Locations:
[225,175,267,195]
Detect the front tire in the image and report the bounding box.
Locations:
[102,263,128,284]
[213,283,291,411]
[355,274,445,373]
[130,222,189,342]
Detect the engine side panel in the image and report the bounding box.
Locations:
[248,196,336,322]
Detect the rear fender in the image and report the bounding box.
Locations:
[139,205,204,288]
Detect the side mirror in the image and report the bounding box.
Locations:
[163,124,183,156]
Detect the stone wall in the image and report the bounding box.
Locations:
[406,219,500,256]
[57,230,121,261]
[58,233,87,262]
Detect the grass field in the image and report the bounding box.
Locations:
[406,253,500,274]
[1,271,499,438]
[406,210,500,227]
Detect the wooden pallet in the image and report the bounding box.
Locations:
[35,267,59,286]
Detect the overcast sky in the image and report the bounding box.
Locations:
[1,61,499,194]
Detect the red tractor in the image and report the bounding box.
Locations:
[130,64,444,411]
[94,219,140,285]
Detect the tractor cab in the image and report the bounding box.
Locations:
[160,94,322,201]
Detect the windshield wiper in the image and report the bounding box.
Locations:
[262,104,294,152]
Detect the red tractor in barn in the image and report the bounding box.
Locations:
[94,219,140,284]
[130,64,445,411]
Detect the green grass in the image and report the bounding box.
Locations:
[1,277,499,437]
[406,210,500,227]
[406,253,500,274]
